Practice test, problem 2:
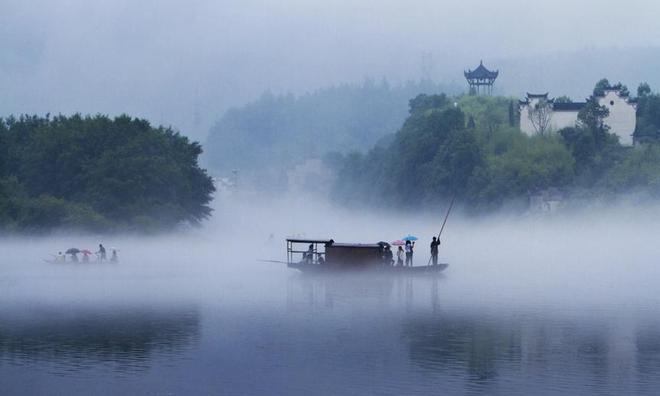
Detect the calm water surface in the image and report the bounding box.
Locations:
[2,238,660,395]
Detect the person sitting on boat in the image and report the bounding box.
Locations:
[110,249,119,263]
[396,246,404,266]
[304,244,314,263]
[430,236,440,266]
[70,252,79,263]
[56,251,65,263]
[82,251,90,263]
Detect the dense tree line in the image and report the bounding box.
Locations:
[0,114,215,233]
[332,82,660,212]
[204,79,462,172]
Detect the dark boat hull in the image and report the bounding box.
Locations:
[287,262,448,274]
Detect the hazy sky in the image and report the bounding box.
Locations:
[2,0,660,139]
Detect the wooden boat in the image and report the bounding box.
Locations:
[286,238,448,275]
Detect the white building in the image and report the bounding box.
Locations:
[519,89,636,146]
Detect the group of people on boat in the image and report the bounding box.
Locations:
[382,237,441,267]
[383,240,414,266]
[53,244,119,263]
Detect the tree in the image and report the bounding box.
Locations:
[593,78,610,97]
[638,82,651,98]
[0,114,215,233]
[527,99,553,136]
[509,100,518,127]
[611,82,630,97]
[577,98,610,139]
[554,96,572,103]
[508,100,516,127]
[467,115,476,129]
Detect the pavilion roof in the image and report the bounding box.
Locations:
[464,61,499,79]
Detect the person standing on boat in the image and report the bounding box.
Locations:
[396,246,404,266]
[410,241,415,266]
[97,244,106,261]
[405,240,414,266]
[305,244,314,263]
[384,245,394,266]
[430,237,440,266]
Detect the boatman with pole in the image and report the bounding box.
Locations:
[430,237,440,266]
[427,194,456,266]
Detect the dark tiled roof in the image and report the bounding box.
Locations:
[464,61,498,79]
[526,93,549,99]
[552,102,586,111]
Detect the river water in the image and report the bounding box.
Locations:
[3,200,660,395]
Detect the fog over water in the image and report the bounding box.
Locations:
[3,195,660,394]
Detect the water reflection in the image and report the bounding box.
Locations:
[285,274,660,395]
[286,272,443,312]
[0,304,200,372]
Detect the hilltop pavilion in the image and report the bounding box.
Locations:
[464,61,498,95]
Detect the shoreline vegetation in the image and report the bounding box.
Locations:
[5,79,660,234]
[0,114,215,234]
[330,80,660,212]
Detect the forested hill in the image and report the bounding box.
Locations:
[332,82,660,212]
[0,114,215,233]
[204,79,462,172]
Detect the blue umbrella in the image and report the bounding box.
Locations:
[402,235,418,241]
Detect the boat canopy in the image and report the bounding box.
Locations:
[286,238,333,244]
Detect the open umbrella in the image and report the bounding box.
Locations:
[391,240,405,246]
[80,249,92,255]
[402,235,418,241]
[65,248,80,254]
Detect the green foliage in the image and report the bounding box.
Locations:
[638,82,651,98]
[333,80,660,212]
[468,133,575,209]
[0,114,215,233]
[507,100,516,127]
[593,78,629,97]
[332,94,575,210]
[601,145,660,195]
[634,83,660,143]
[205,79,461,172]
[593,78,610,97]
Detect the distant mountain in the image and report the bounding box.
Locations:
[204,79,462,172]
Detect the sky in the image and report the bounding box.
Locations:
[2,0,660,140]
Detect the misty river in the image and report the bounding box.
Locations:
[3,197,660,395]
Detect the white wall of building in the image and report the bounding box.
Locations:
[519,90,636,146]
[520,98,577,135]
[598,90,636,146]
[548,110,579,133]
